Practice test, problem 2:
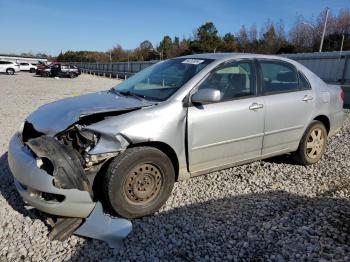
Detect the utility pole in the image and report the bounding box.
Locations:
[339,33,345,57]
[319,8,329,52]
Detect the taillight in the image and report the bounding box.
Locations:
[340,89,345,103]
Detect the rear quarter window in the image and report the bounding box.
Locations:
[298,71,311,90]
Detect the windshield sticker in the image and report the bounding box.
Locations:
[181,59,205,65]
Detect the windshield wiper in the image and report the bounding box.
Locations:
[109,88,123,96]
[118,90,147,102]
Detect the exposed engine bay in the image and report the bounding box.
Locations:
[56,124,118,188]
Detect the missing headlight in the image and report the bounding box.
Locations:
[56,125,99,155]
[36,157,55,175]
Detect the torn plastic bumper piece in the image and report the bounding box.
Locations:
[75,202,132,249]
[25,136,92,195]
[48,202,132,249]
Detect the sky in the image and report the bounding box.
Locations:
[0,0,349,56]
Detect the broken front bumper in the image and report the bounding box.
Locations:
[8,133,96,218]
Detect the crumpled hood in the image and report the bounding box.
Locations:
[27,90,152,136]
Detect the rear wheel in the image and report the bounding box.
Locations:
[293,120,327,165]
[104,147,175,218]
[6,68,15,75]
[29,68,35,73]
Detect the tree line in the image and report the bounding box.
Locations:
[55,8,350,62]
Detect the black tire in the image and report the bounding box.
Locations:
[69,72,76,78]
[29,68,35,73]
[6,68,15,75]
[104,146,175,218]
[293,120,327,165]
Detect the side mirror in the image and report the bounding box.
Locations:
[191,88,222,104]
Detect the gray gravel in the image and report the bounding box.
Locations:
[1,72,350,261]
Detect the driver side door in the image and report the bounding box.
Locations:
[187,60,265,174]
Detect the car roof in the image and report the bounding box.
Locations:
[179,52,295,63]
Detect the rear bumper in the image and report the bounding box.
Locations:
[329,110,345,137]
[8,134,96,218]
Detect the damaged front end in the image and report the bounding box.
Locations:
[9,119,132,248]
[7,91,158,247]
[26,135,92,195]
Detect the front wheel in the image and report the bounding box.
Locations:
[104,147,175,218]
[69,72,77,78]
[293,120,327,165]
[29,68,35,73]
[6,68,15,75]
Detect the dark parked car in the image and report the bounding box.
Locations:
[35,62,52,76]
[50,64,81,78]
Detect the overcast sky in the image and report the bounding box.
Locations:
[1,0,349,55]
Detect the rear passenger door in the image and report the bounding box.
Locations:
[258,60,315,155]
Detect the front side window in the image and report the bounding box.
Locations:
[260,61,299,94]
[114,58,213,101]
[197,61,256,101]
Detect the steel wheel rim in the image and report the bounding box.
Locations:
[124,163,163,204]
[306,127,325,159]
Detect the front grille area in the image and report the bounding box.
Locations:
[22,121,44,143]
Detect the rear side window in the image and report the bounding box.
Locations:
[260,61,299,94]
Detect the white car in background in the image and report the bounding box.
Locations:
[0,61,20,75]
[19,62,37,73]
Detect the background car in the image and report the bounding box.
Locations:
[19,62,37,73]
[35,62,58,77]
[50,64,81,78]
[0,61,20,75]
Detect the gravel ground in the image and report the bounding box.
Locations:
[1,72,350,261]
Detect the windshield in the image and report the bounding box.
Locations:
[113,58,213,101]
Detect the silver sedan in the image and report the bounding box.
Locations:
[8,53,345,220]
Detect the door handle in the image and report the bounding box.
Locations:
[302,95,313,102]
[249,103,264,110]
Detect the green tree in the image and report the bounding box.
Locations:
[219,33,237,51]
[158,35,173,59]
[190,22,221,53]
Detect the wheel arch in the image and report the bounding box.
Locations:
[313,115,330,134]
[130,141,180,181]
